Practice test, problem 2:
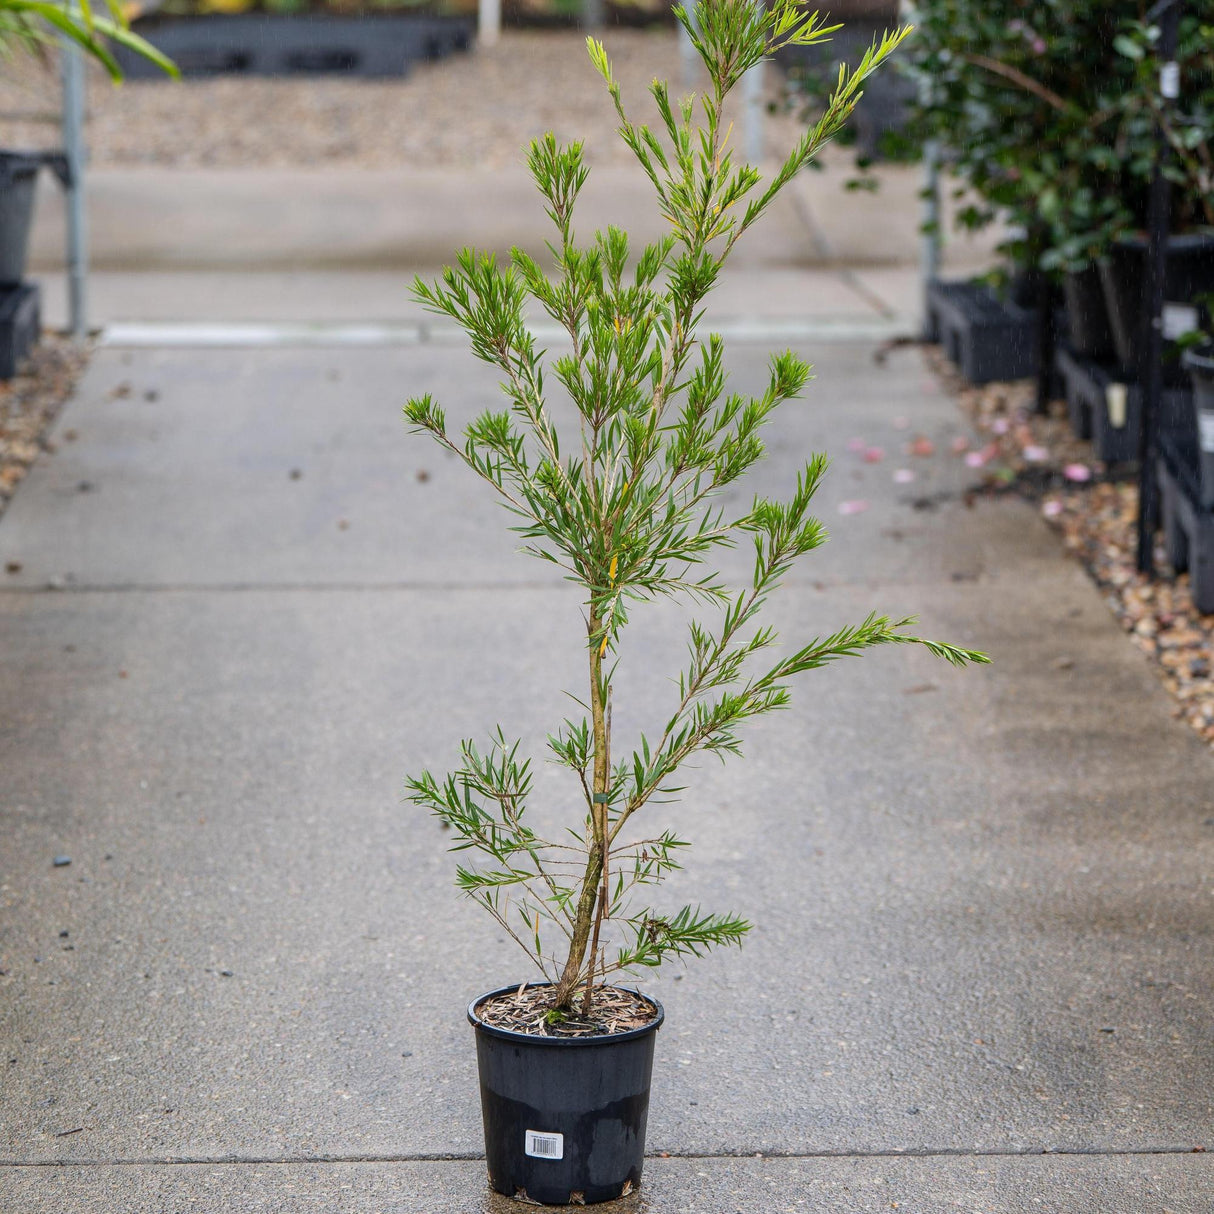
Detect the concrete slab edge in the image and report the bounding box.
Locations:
[98,318,918,348]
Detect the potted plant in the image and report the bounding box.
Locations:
[889,0,1132,392]
[1094,13,1214,384]
[900,1,1214,379]
[0,0,176,286]
[403,1,989,1204]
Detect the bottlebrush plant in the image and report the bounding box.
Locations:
[404,0,988,1021]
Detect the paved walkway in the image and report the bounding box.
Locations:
[2,135,1213,1212]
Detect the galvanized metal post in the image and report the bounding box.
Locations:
[60,26,88,338]
[680,7,698,89]
[478,0,500,48]
[920,134,940,315]
[580,0,603,32]
[1136,0,1181,575]
[742,49,764,165]
[904,0,940,338]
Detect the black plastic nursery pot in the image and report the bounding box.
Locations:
[1062,264,1115,362]
[1182,345,1214,510]
[0,153,41,286]
[469,984,664,1206]
[1099,231,1214,383]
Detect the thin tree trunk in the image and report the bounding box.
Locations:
[553,607,611,1011]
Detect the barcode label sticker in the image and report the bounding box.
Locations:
[525,1130,564,1160]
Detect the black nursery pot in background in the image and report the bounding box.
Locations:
[469,986,664,1206]
[1063,263,1115,361]
[1099,231,1214,383]
[1182,345,1214,510]
[0,153,42,285]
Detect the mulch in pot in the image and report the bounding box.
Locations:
[475,984,659,1039]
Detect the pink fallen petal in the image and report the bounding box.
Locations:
[992,418,1010,436]
[950,436,970,454]
[1063,463,1092,483]
[893,468,916,484]
[846,437,867,453]
[964,450,987,469]
[863,446,885,463]
[1042,499,1064,518]
[909,437,935,457]
[838,499,870,516]
[1023,445,1050,463]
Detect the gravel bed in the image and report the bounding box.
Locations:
[0,30,793,170]
[0,337,91,536]
[926,348,1214,749]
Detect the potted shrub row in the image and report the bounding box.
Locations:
[402,0,989,1204]
[900,0,1214,388]
[0,0,175,325]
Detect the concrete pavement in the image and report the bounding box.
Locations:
[1,109,1210,1210]
[1,329,1212,1212]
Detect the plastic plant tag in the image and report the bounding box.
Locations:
[1161,61,1180,100]
[1162,303,1199,341]
[1106,383,1128,429]
[525,1130,565,1160]
[1199,411,1214,455]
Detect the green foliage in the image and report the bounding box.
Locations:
[900,1,1213,272]
[405,0,988,1016]
[0,0,178,80]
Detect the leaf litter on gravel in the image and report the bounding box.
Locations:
[0,337,91,524]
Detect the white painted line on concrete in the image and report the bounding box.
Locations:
[100,322,426,348]
[100,317,917,349]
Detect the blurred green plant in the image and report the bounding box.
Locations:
[0,0,178,78]
[403,0,989,1021]
[899,1,1213,274]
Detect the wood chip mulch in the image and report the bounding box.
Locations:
[0,337,90,529]
[925,346,1214,748]
[475,984,659,1038]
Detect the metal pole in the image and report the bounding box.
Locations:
[61,26,88,338]
[680,7,698,90]
[904,0,940,339]
[920,132,940,334]
[742,54,764,164]
[580,0,603,32]
[1033,225,1055,415]
[478,0,500,48]
[1136,0,1181,574]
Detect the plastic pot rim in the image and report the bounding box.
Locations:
[1182,344,1214,377]
[469,982,664,1047]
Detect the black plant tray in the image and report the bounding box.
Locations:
[925,278,1037,385]
[114,13,474,79]
[1158,428,1214,614]
[0,282,40,380]
[1055,343,1193,465]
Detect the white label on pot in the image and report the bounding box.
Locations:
[1199,412,1214,455]
[1161,61,1180,100]
[525,1130,564,1160]
[1162,303,1199,341]
[1106,383,1128,429]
